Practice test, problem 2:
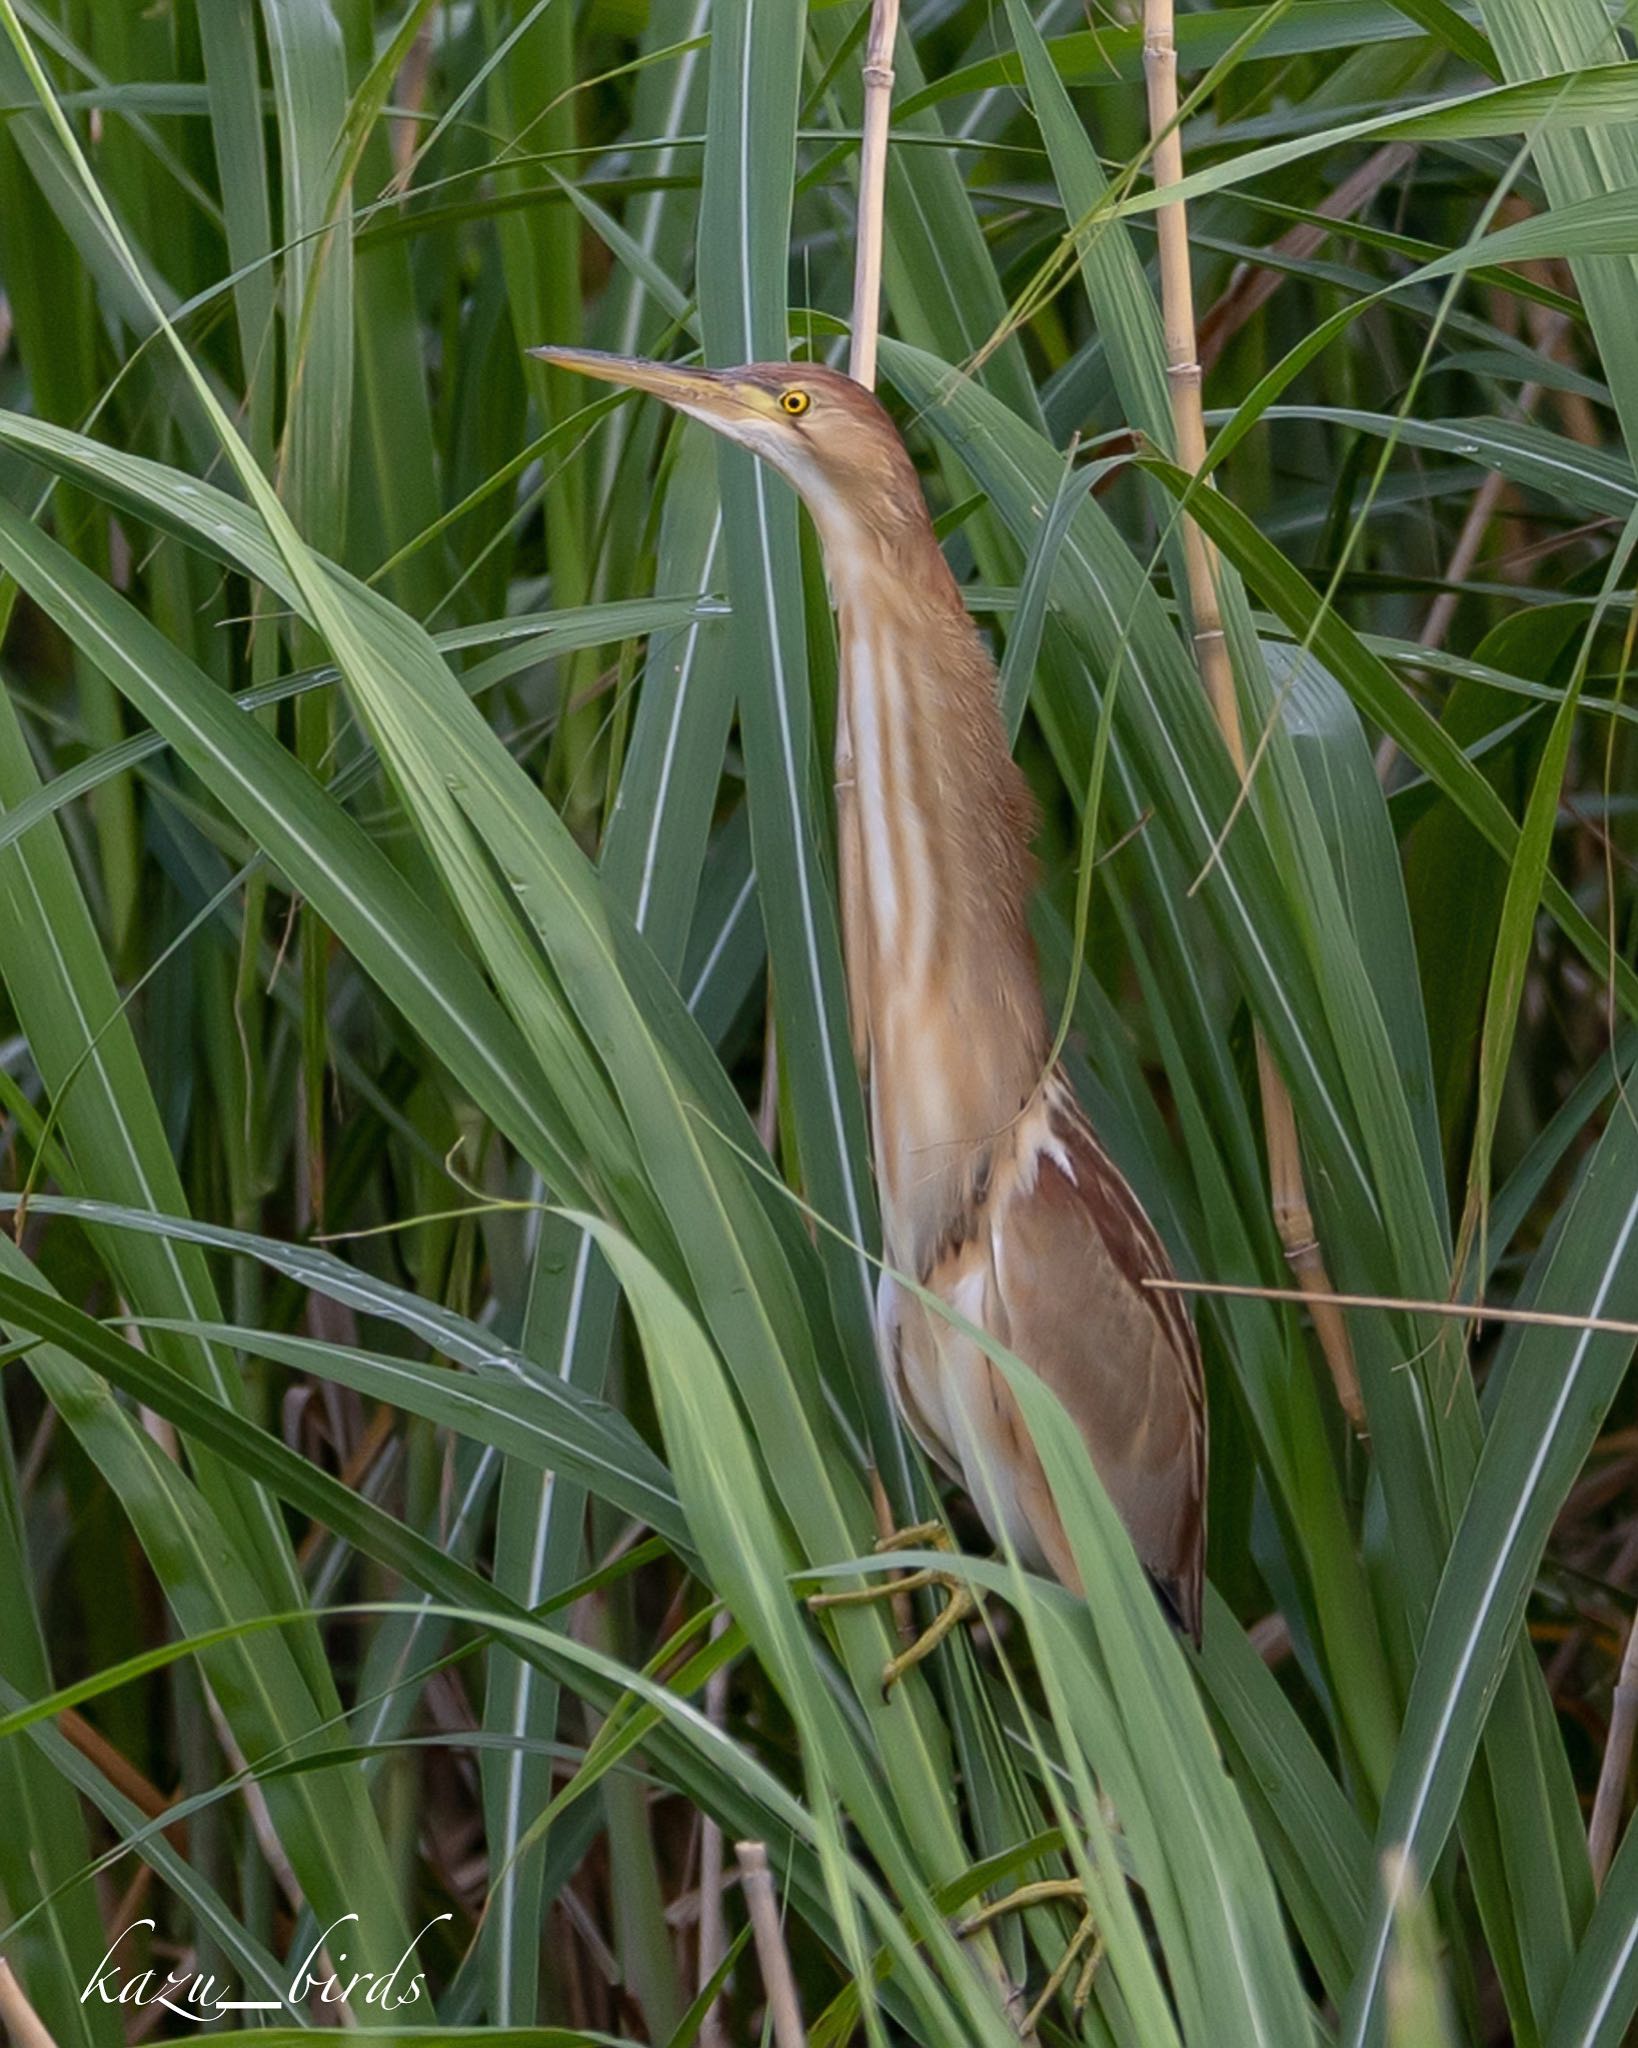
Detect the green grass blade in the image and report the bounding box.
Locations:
[696,0,888,1467]
[1344,1083,1638,2043]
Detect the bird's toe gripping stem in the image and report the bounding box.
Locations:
[805,1520,976,1696]
[960,1880,1103,2032]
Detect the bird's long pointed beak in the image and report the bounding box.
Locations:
[528,345,750,421]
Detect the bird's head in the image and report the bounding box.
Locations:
[531,347,928,551]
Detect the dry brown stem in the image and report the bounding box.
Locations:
[392,24,434,186]
[1144,1273,1638,1341]
[0,1960,60,2048]
[202,1684,357,2023]
[1376,307,1572,782]
[1418,312,1570,658]
[1198,144,1415,372]
[1142,0,1365,1432]
[735,1841,808,2048]
[848,0,901,390]
[1418,465,1516,661]
[696,1612,734,2048]
[756,1001,780,1156]
[1590,1607,1638,1886]
[58,1707,183,1844]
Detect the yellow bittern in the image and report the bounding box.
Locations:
[536,348,1206,1674]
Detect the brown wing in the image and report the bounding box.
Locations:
[988,1082,1206,1640]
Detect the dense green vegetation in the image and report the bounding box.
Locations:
[2,1,1638,2041]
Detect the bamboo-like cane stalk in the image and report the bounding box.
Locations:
[735,1842,808,2048]
[847,0,900,390]
[1141,0,1365,1433]
[755,0,900,1188]
[0,1961,58,2048]
[843,14,1040,2040]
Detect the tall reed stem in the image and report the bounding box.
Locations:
[1142,0,1365,1432]
[848,0,900,389]
[0,1961,57,2048]
[735,1841,808,2048]
[1589,1609,1638,1886]
[843,10,1039,2035]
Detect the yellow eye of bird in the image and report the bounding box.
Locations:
[781,390,811,417]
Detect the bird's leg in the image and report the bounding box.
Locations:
[880,1572,976,1693]
[805,1520,976,1694]
[869,1467,913,1639]
[960,1881,1103,2034]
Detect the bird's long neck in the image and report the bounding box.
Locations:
[818,508,1049,1275]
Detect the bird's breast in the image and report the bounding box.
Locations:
[833,599,1047,1270]
[868,992,971,1256]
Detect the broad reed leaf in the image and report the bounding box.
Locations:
[696,0,886,1463]
[1345,1084,1638,2042]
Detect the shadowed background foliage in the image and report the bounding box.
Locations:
[1,0,1637,2043]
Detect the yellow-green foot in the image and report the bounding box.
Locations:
[806,1522,975,1694]
[960,1879,1103,2032]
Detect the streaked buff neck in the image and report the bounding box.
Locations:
[814,501,1049,1276]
